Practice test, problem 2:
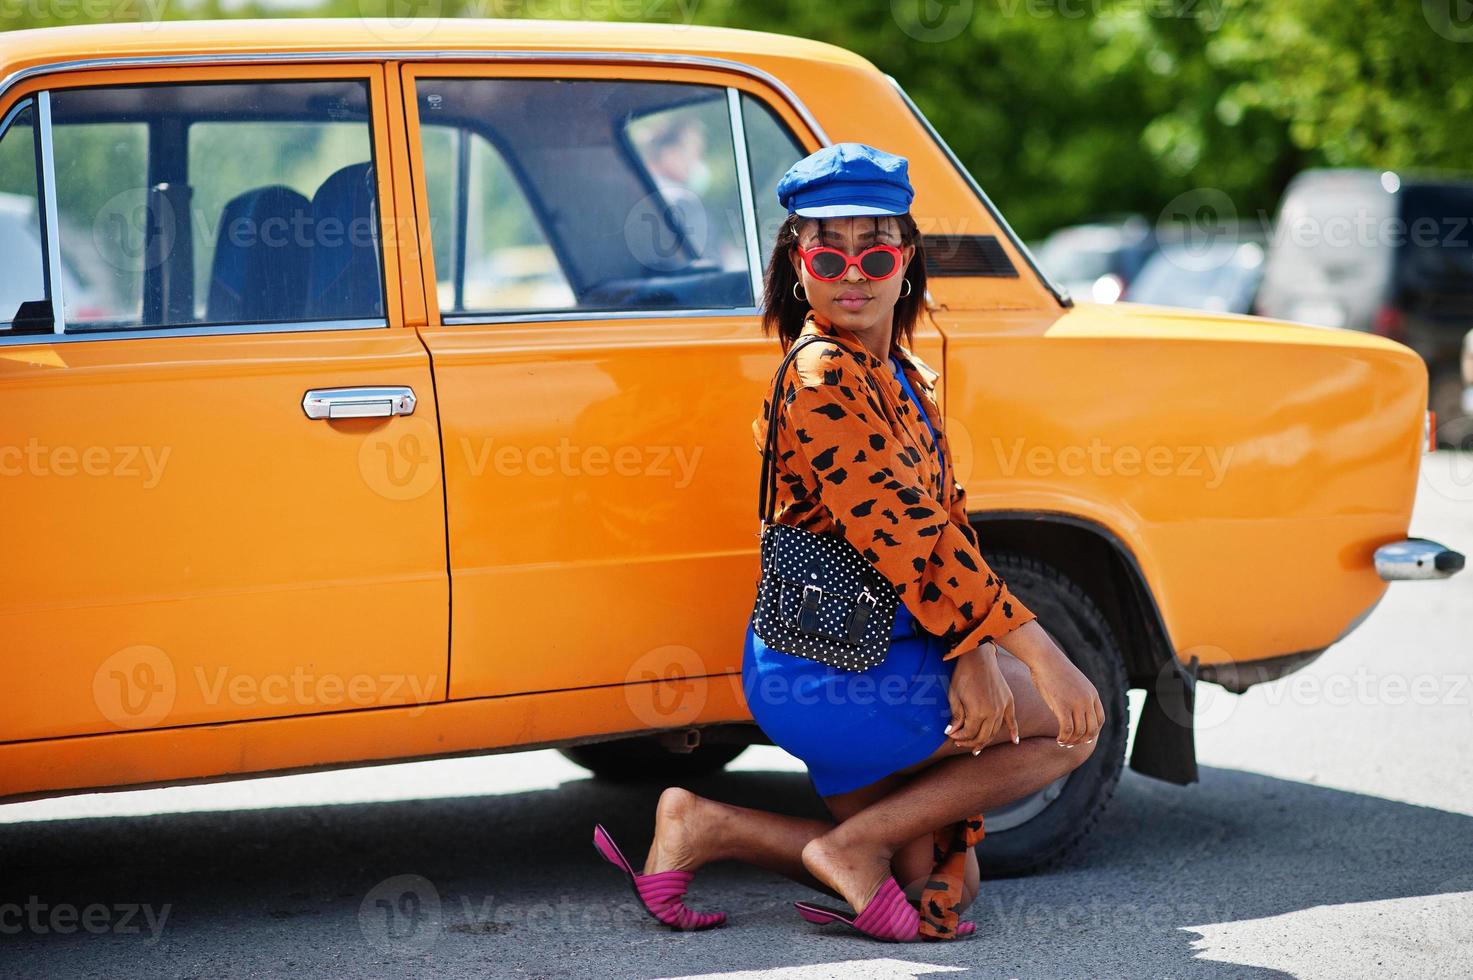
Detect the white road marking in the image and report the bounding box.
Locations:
[655,959,967,980]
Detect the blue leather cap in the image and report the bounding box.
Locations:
[776,142,914,217]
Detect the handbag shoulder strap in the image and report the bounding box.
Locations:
[758,332,847,525]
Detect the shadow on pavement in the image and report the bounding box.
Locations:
[1,764,1468,978]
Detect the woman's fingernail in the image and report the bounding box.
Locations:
[971,747,981,756]
[943,724,952,734]
[1013,734,1020,744]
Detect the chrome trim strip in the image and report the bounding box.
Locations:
[0,97,36,332]
[36,91,64,334]
[0,318,389,346]
[440,306,762,326]
[884,72,1072,309]
[0,49,833,147]
[727,86,765,306]
[0,96,29,140]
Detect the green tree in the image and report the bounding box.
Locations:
[3,0,1467,238]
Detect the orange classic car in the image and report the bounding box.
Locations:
[0,17,1461,873]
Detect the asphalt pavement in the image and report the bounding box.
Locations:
[3,452,1471,979]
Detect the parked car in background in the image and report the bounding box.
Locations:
[1124,227,1266,315]
[1456,327,1473,449]
[0,18,1461,876]
[0,192,100,323]
[1256,168,1473,442]
[1033,214,1158,303]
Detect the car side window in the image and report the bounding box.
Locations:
[44,79,384,333]
[416,77,754,317]
[740,93,809,253]
[420,123,575,313]
[0,101,49,333]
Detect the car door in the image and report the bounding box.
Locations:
[400,61,945,702]
[0,65,448,741]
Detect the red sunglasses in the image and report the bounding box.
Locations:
[797,243,904,282]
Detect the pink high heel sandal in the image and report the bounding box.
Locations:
[592,823,726,931]
[792,875,921,942]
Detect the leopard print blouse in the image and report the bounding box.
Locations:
[751,309,1037,661]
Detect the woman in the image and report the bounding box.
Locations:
[593,143,1106,942]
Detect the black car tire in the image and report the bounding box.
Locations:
[973,550,1130,877]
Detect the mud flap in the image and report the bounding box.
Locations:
[1129,654,1199,785]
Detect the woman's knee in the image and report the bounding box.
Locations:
[994,650,1060,739]
[1042,726,1099,774]
[1069,729,1101,765]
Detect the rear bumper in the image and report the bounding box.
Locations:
[1199,538,1463,693]
[1197,646,1331,695]
[1374,537,1465,580]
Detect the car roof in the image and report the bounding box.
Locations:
[0,17,874,85]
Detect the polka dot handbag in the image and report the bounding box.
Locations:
[750,335,900,671]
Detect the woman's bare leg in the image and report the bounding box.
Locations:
[640,785,843,898]
[638,774,958,907]
[638,650,1090,912]
[821,774,979,911]
[801,649,1098,915]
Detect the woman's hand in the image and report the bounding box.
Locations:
[945,643,1019,754]
[1028,647,1106,749]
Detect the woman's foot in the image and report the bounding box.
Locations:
[642,786,711,875]
[800,829,895,916]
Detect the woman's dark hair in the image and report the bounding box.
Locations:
[759,211,928,354]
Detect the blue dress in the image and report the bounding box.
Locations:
[741,353,956,797]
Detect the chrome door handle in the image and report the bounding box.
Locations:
[301,386,416,420]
